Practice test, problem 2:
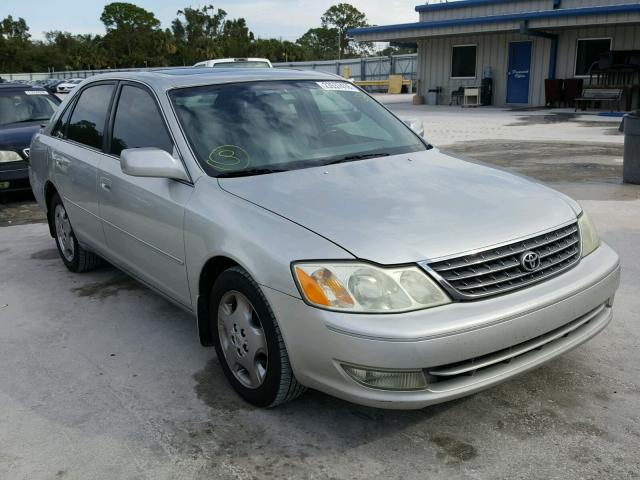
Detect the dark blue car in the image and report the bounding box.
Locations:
[0,84,60,192]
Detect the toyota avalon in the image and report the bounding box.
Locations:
[28,69,620,409]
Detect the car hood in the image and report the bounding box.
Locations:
[218,149,579,264]
[0,121,41,152]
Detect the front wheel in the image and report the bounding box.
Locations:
[50,193,101,273]
[210,266,306,407]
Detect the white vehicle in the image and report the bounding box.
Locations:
[193,58,273,69]
[56,78,84,93]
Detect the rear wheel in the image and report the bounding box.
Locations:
[210,266,306,407]
[50,193,101,273]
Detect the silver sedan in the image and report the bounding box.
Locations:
[28,69,620,409]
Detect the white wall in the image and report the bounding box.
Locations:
[416,23,640,107]
[419,0,551,22]
[555,24,640,79]
[417,32,551,106]
[418,0,629,22]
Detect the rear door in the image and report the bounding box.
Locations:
[98,82,193,307]
[51,82,116,250]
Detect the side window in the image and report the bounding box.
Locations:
[110,85,173,156]
[575,38,612,76]
[451,45,477,78]
[52,101,74,139]
[67,84,115,149]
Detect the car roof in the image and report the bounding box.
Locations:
[0,83,50,92]
[83,68,343,91]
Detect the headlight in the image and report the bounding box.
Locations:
[578,209,600,257]
[292,262,450,313]
[0,150,22,163]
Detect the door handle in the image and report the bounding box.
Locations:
[53,155,70,168]
[100,177,112,192]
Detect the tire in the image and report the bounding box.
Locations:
[210,266,306,407]
[50,193,101,273]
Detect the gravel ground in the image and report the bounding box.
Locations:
[0,97,638,480]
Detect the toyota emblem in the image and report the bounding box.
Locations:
[520,251,541,272]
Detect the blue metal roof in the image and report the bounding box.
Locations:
[349,3,640,36]
[415,0,530,13]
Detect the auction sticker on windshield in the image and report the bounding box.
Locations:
[25,90,49,95]
[207,145,250,171]
[316,81,359,92]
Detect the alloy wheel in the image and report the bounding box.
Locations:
[217,290,269,389]
[54,204,75,262]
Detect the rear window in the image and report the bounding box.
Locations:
[66,84,115,149]
[52,99,74,139]
[0,90,59,126]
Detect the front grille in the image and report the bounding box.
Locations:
[425,223,581,300]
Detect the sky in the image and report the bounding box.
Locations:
[2,0,422,41]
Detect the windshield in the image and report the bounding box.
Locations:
[212,61,270,68]
[170,80,426,176]
[0,90,59,126]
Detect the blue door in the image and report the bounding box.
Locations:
[506,41,532,104]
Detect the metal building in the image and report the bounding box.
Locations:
[349,0,640,108]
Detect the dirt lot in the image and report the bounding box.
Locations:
[1,100,639,480]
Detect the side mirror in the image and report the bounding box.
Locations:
[403,119,425,138]
[120,147,189,181]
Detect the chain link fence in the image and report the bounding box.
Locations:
[273,54,417,84]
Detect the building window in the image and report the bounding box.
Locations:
[451,45,477,78]
[575,38,612,76]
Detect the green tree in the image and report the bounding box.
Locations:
[0,2,388,74]
[222,18,254,58]
[1,15,30,41]
[380,45,417,56]
[100,2,171,67]
[320,3,368,58]
[173,5,227,65]
[44,31,108,70]
[0,15,32,71]
[169,19,187,65]
[253,38,306,62]
[296,27,340,61]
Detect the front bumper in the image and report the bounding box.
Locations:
[0,161,30,192]
[263,242,620,409]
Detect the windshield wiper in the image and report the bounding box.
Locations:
[216,167,288,178]
[323,152,390,166]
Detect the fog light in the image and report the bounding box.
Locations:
[341,364,428,391]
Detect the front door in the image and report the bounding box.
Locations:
[507,41,532,104]
[98,83,193,307]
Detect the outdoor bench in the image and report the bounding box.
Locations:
[574,88,623,112]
